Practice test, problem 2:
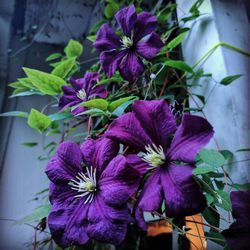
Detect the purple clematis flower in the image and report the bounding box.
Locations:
[222,190,250,250]
[93,5,164,83]
[59,72,107,115]
[45,138,140,247]
[105,100,214,230]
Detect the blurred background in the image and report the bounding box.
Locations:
[0,0,249,249]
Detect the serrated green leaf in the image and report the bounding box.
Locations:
[23,67,66,95]
[198,149,225,168]
[0,111,29,118]
[108,96,137,112]
[17,204,51,224]
[64,39,83,58]
[167,31,188,49]
[220,74,242,85]
[165,60,194,74]
[78,99,108,111]
[45,53,62,62]
[51,57,76,78]
[28,109,52,132]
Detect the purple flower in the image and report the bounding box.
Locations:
[222,190,250,250]
[59,72,107,115]
[105,100,214,229]
[94,5,164,83]
[45,138,140,247]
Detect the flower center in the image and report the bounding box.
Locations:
[68,166,97,204]
[141,144,166,170]
[76,89,87,100]
[121,36,133,48]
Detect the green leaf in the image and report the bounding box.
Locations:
[23,67,66,95]
[205,193,215,205]
[49,112,73,121]
[17,204,51,224]
[0,111,29,118]
[112,100,135,117]
[198,149,225,168]
[95,76,122,86]
[64,39,83,58]
[22,142,38,147]
[157,3,177,23]
[28,109,52,132]
[108,96,137,112]
[219,150,233,163]
[167,31,188,49]
[231,183,250,191]
[220,74,242,85]
[204,231,226,247]
[202,206,219,227]
[165,60,194,74]
[52,57,76,78]
[193,165,216,175]
[45,53,62,62]
[236,148,250,152]
[104,0,120,19]
[78,99,108,111]
[10,90,44,98]
[77,108,107,117]
[215,190,232,211]
[87,35,96,42]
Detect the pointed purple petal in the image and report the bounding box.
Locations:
[119,52,144,82]
[99,155,140,207]
[87,196,128,245]
[115,5,137,37]
[133,12,158,42]
[132,100,177,149]
[100,50,125,78]
[46,141,82,184]
[88,85,108,99]
[105,112,153,152]
[58,95,80,111]
[94,24,122,52]
[135,171,163,230]
[136,32,164,60]
[81,138,119,174]
[126,154,149,175]
[169,114,214,163]
[161,164,206,217]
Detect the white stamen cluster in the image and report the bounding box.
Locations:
[76,89,87,100]
[121,36,133,48]
[68,166,97,204]
[141,144,166,170]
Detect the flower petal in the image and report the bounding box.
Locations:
[230,190,250,219]
[132,100,177,149]
[77,72,99,94]
[222,217,250,250]
[105,112,153,152]
[115,5,137,37]
[126,154,149,175]
[46,141,82,184]
[161,164,206,217]
[119,51,144,82]
[169,114,214,163]
[100,50,125,78]
[94,24,121,52]
[87,196,128,245]
[135,171,163,230]
[58,95,80,111]
[136,32,164,60]
[81,138,119,175]
[133,12,158,42]
[99,155,140,207]
[88,85,108,99]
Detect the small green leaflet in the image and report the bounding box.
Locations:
[52,57,76,79]
[48,112,73,121]
[22,142,38,147]
[220,74,242,85]
[236,148,250,152]
[167,31,188,49]
[165,60,194,74]
[193,165,216,175]
[23,67,66,95]
[230,183,250,191]
[198,149,225,168]
[104,0,120,19]
[45,53,62,62]
[215,190,232,211]
[79,99,109,111]
[64,39,83,58]
[28,109,52,132]
[0,111,29,118]
[17,204,51,224]
[108,96,137,112]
